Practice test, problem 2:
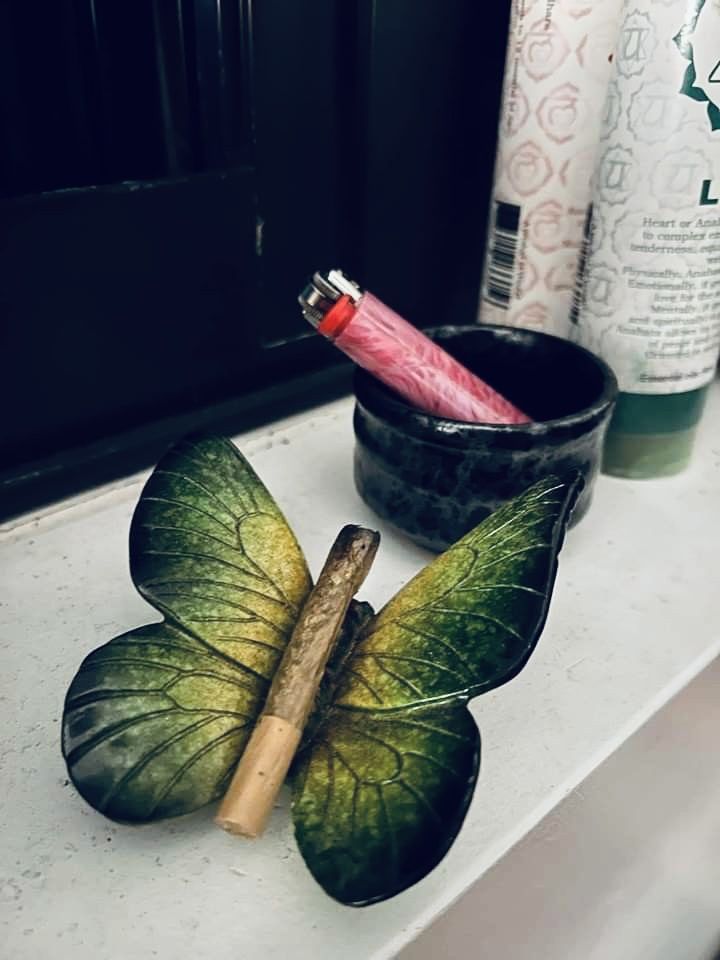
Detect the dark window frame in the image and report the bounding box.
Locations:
[0,0,509,521]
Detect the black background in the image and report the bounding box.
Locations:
[0,0,511,517]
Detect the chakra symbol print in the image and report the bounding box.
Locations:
[675,0,720,131]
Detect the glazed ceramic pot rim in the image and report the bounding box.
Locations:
[354,323,619,445]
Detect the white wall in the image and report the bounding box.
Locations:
[401,659,720,960]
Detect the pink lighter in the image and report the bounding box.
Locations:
[298,269,529,424]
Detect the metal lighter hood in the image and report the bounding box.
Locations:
[298,270,363,327]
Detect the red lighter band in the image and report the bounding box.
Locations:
[317,294,357,339]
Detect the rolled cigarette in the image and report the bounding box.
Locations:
[215,525,380,838]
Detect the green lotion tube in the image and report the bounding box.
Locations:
[575,0,720,478]
[603,389,710,479]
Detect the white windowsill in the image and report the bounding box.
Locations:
[2,381,719,960]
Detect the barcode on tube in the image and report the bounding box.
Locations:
[569,205,593,326]
[485,201,521,309]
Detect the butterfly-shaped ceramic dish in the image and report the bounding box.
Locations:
[62,435,580,906]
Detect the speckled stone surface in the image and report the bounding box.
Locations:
[1,384,719,960]
[354,326,617,551]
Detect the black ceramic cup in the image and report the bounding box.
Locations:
[353,324,618,552]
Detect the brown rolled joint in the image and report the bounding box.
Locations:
[215,524,380,838]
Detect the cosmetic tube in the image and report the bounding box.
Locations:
[478,0,625,338]
[573,0,720,478]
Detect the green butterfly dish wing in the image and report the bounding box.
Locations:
[62,436,312,822]
[62,438,578,907]
[292,475,581,905]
